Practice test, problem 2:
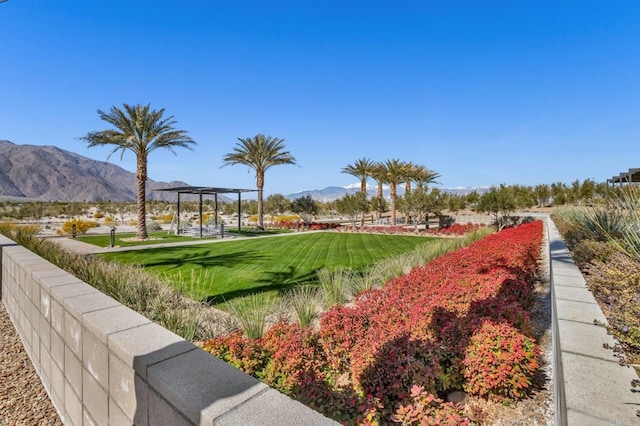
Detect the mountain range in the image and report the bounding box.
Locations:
[0,140,194,202]
[0,140,489,203]
[286,184,490,202]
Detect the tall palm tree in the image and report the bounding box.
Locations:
[371,162,387,220]
[80,103,195,239]
[222,134,296,229]
[341,157,375,194]
[379,159,406,225]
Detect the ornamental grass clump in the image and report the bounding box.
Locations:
[283,285,322,328]
[224,293,276,339]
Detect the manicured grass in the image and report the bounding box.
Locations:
[98,232,433,304]
[77,228,292,247]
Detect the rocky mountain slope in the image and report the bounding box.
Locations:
[0,140,191,202]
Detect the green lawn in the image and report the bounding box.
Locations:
[98,232,433,304]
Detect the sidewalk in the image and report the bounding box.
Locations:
[45,230,319,255]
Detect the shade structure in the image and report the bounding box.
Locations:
[153,186,258,237]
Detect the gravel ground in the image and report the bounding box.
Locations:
[0,302,62,426]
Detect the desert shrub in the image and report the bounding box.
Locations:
[58,219,98,235]
[93,211,104,219]
[103,216,117,226]
[571,239,617,268]
[462,320,539,400]
[555,207,627,247]
[586,252,640,362]
[147,221,162,231]
[161,213,174,224]
[127,220,138,226]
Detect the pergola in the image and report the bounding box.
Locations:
[605,168,640,210]
[606,168,640,186]
[153,186,258,237]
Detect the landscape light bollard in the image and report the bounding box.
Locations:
[71,224,76,238]
[220,224,224,239]
[110,227,116,247]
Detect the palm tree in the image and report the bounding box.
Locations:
[222,134,296,229]
[80,103,195,239]
[371,162,387,220]
[341,158,375,194]
[379,159,406,225]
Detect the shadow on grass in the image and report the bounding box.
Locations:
[205,265,319,305]
[132,247,268,269]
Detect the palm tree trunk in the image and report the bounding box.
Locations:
[377,181,383,220]
[360,178,367,227]
[257,170,265,229]
[391,184,397,226]
[136,157,149,239]
[405,181,411,224]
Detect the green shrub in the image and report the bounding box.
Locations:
[571,239,616,268]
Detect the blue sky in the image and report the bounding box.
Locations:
[2,1,639,197]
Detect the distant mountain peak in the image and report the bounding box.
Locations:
[0,141,193,202]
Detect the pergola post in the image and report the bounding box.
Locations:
[199,192,203,238]
[237,192,242,234]
[214,194,219,226]
[176,193,181,234]
[152,186,257,237]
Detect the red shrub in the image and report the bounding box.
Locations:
[462,320,540,400]
[202,221,544,423]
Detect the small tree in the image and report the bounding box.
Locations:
[424,188,449,228]
[264,194,291,216]
[533,184,551,208]
[335,192,370,227]
[399,185,430,230]
[476,185,517,230]
[291,195,318,227]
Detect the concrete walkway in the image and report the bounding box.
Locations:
[45,230,319,255]
[548,217,640,425]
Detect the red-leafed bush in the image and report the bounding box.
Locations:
[202,221,544,424]
[462,320,540,400]
[260,322,325,393]
[201,331,269,376]
[392,385,471,426]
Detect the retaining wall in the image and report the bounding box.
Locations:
[0,235,336,426]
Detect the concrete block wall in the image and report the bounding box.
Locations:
[0,235,336,426]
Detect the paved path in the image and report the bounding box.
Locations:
[45,231,319,255]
